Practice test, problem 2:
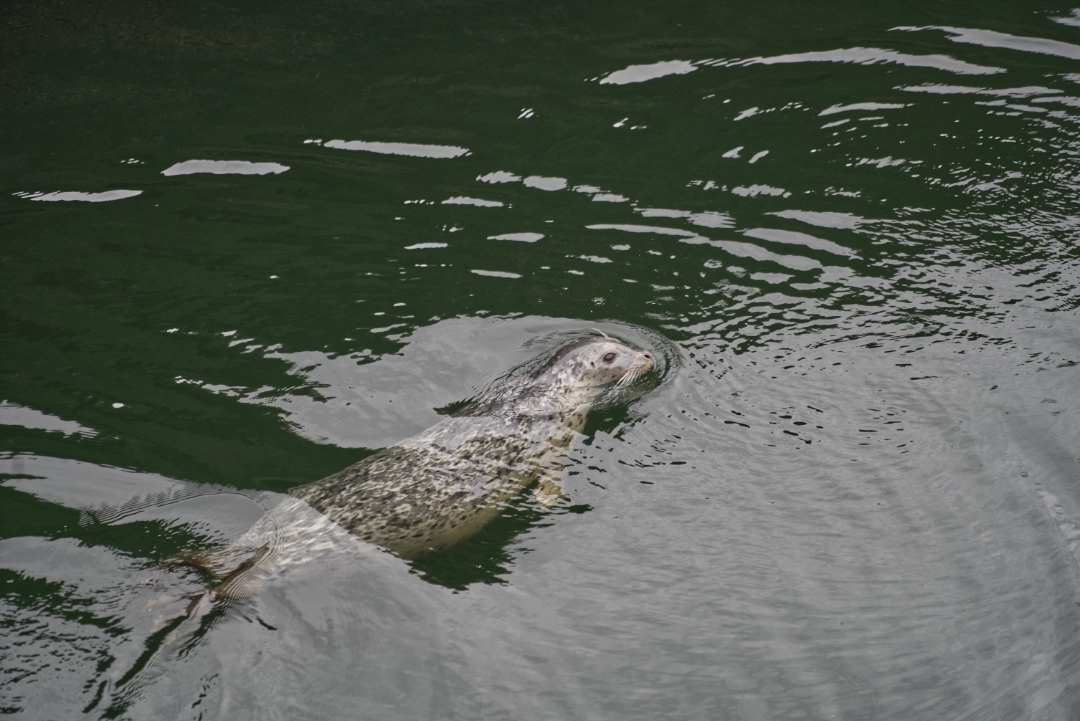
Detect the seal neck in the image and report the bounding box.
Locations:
[517,378,601,417]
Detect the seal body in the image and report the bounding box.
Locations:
[288,335,653,558]
[186,336,653,596]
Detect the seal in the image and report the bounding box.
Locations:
[168,334,654,602]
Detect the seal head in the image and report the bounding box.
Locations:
[529,336,654,391]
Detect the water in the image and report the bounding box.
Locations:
[3,0,1080,717]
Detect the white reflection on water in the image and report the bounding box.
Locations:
[0,402,97,437]
[819,102,910,116]
[471,269,522,278]
[320,139,470,158]
[900,83,1062,97]
[587,222,701,238]
[599,59,698,85]
[477,170,521,183]
[442,196,504,207]
[768,210,869,230]
[161,160,289,176]
[742,227,858,258]
[730,184,791,197]
[601,47,1004,86]
[522,175,568,191]
[489,232,543,243]
[701,47,1004,75]
[637,207,736,229]
[587,222,868,276]
[898,25,1080,61]
[16,189,142,202]
[1052,10,1080,28]
[0,454,186,511]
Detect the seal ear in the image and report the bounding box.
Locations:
[591,328,612,339]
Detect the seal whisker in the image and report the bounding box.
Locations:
[617,368,640,388]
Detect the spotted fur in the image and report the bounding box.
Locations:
[289,336,653,557]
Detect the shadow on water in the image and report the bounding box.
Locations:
[407,498,554,590]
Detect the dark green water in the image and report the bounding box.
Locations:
[4,0,1080,718]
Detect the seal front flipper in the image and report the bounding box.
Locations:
[533,473,568,508]
[531,451,571,508]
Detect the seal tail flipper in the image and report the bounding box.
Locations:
[213,542,273,600]
[159,543,270,643]
[110,583,233,712]
[142,541,269,634]
[116,569,232,703]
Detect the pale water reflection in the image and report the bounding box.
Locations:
[15,189,142,202]
[161,160,289,176]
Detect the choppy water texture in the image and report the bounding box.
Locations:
[3,1,1080,718]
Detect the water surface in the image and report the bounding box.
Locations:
[3,1,1080,718]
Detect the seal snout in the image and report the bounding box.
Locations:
[630,349,654,374]
[615,347,654,388]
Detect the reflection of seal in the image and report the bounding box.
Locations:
[182,335,653,599]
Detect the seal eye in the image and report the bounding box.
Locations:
[603,352,617,363]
